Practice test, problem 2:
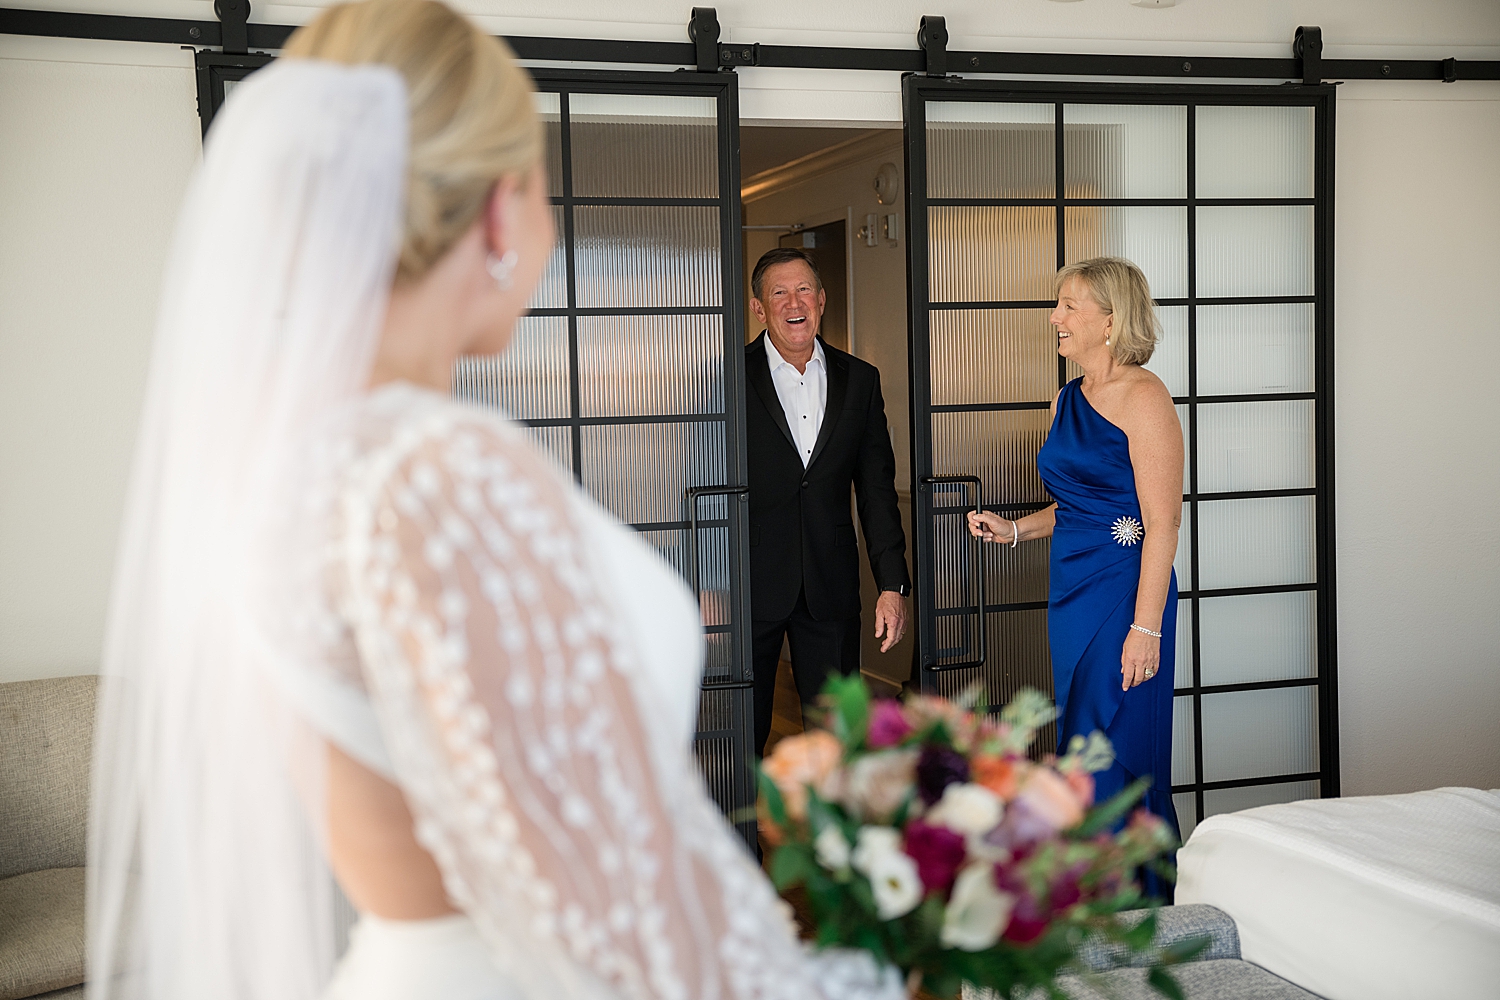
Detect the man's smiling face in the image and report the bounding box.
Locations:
[752,260,825,360]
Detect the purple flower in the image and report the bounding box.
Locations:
[902,821,967,894]
[916,746,970,805]
[867,700,914,748]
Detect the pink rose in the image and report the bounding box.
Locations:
[867,699,914,748]
[1015,767,1085,832]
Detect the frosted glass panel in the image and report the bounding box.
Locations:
[1197,400,1315,493]
[934,609,1052,726]
[1173,696,1195,785]
[930,309,1056,405]
[1201,686,1318,783]
[1174,501,1192,589]
[932,409,1051,505]
[927,102,1054,199]
[578,315,723,417]
[1203,780,1319,819]
[1174,597,1192,690]
[524,425,572,473]
[1143,306,1188,397]
[929,207,1054,302]
[1176,403,1190,495]
[1174,792,1198,840]
[1196,106,1314,199]
[1198,304,1314,395]
[535,92,562,199]
[574,206,721,308]
[1066,206,1187,299]
[580,422,725,525]
[983,530,1050,606]
[1064,104,1186,199]
[1199,591,1316,686]
[1198,496,1315,590]
[569,93,717,198]
[452,315,569,420]
[530,206,567,310]
[1197,206,1314,298]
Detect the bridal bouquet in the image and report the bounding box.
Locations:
[757,677,1194,1000]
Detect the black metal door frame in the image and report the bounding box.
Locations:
[903,76,1339,828]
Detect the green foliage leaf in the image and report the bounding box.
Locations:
[1160,934,1212,965]
[822,673,871,749]
[1071,777,1150,838]
[756,769,788,828]
[1147,966,1186,1000]
[769,843,813,892]
[1123,910,1157,952]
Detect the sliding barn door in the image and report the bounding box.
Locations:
[454,70,756,845]
[903,78,1337,836]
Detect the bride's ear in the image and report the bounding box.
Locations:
[481,175,523,265]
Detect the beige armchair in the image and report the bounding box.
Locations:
[0,676,94,1000]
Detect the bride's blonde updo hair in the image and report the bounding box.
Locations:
[284,0,542,282]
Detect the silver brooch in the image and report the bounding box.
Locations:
[1111,516,1144,547]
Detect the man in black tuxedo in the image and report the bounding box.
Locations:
[745,247,910,756]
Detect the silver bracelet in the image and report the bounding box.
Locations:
[1129,623,1163,638]
[1009,519,1019,548]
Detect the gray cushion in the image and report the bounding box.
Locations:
[0,867,86,1000]
[1056,959,1321,1000]
[1077,903,1241,971]
[0,677,96,879]
[29,989,84,1000]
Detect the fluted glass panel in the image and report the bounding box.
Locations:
[1197,206,1314,298]
[1199,591,1316,686]
[1196,106,1314,199]
[926,102,1054,199]
[530,206,567,310]
[1064,104,1187,199]
[1173,696,1195,785]
[934,609,1052,727]
[931,485,981,618]
[1198,304,1314,395]
[1175,793,1198,841]
[1143,306,1188,397]
[578,315,723,417]
[523,425,572,474]
[932,409,1052,505]
[451,316,569,420]
[1197,400,1314,494]
[1176,402,1191,495]
[1174,598,1192,690]
[1065,206,1187,299]
[1201,687,1318,784]
[569,93,717,198]
[1198,496,1315,590]
[930,309,1056,405]
[535,92,562,199]
[983,532,1050,607]
[929,207,1054,303]
[580,422,725,525]
[1203,780,1319,820]
[1175,501,1192,591]
[638,526,730,625]
[574,206,721,309]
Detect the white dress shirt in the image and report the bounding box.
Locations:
[765,335,827,468]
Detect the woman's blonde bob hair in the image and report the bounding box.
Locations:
[284,0,542,282]
[1054,257,1160,366]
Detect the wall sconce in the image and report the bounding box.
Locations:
[874,162,900,205]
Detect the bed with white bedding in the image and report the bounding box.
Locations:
[1176,786,1500,1000]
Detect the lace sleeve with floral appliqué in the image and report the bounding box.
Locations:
[339,407,901,1000]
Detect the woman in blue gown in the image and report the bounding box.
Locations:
[968,257,1183,844]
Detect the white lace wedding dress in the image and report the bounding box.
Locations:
[289,382,901,1000]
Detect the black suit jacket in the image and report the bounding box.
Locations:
[745,332,910,621]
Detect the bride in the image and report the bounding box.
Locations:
[87,2,903,999]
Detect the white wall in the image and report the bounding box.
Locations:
[1,0,1497,795]
[0,36,201,681]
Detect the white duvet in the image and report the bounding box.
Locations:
[1176,786,1500,1000]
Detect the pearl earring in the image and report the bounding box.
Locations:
[486,249,518,289]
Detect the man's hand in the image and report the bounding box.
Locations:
[874,590,908,653]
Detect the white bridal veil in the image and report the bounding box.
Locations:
[88,60,407,1000]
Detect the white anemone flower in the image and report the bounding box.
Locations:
[926,782,1003,836]
[940,863,1016,951]
[852,827,923,920]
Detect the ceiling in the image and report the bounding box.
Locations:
[739,126,890,181]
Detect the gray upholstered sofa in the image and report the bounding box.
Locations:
[0,676,94,1000]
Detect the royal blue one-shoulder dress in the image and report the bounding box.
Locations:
[1036,378,1178,837]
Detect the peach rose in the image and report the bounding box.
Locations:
[971,754,1021,801]
[762,730,844,822]
[1015,766,1085,831]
